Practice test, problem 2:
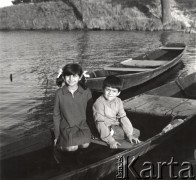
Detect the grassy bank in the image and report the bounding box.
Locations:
[0,1,85,30]
[0,0,195,32]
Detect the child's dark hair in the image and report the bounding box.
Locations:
[103,75,123,91]
[56,63,87,89]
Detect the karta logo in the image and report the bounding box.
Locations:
[116,156,196,179]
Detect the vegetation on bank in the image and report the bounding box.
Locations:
[0,0,195,32]
[0,1,84,30]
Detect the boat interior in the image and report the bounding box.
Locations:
[88,69,130,78]
[135,48,184,62]
[88,48,185,77]
[1,113,173,180]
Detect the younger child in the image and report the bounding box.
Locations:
[53,63,92,152]
[93,75,140,149]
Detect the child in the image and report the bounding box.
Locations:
[93,75,140,149]
[53,63,92,152]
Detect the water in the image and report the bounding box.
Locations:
[0,30,195,178]
[0,30,195,142]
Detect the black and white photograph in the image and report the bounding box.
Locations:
[0,0,196,179]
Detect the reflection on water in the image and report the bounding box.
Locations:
[0,31,195,145]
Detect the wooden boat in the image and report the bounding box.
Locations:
[1,74,195,180]
[123,72,196,116]
[144,72,196,99]
[123,73,196,124]
[86,43,186,91]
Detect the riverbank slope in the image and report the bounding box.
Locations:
[0,0,195,32]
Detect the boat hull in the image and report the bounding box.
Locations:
[86,44,186,91]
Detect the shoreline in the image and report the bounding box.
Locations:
[0,0,195,33]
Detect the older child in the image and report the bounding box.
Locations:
[93,75,140,149]
[53,63,92,152]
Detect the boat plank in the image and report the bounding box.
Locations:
[124,95,196,117]
[120,60,166,67]
[160,47,185,50]
[145,82,181,97]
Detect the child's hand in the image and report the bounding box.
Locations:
[54,138,58,146]
[128,136,141,144]
[109,141,121,149]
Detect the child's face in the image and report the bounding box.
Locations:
[103,86,120,101]
[64,74,81,87]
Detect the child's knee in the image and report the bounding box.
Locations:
[64,145,78,151]
[79,143,90,148]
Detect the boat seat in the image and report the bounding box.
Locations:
[120,60,166,67]
[104,66,153,72]
[160,47,185,50]
[91,137,135,149]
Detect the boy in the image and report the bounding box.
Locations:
[93,75,140,149]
